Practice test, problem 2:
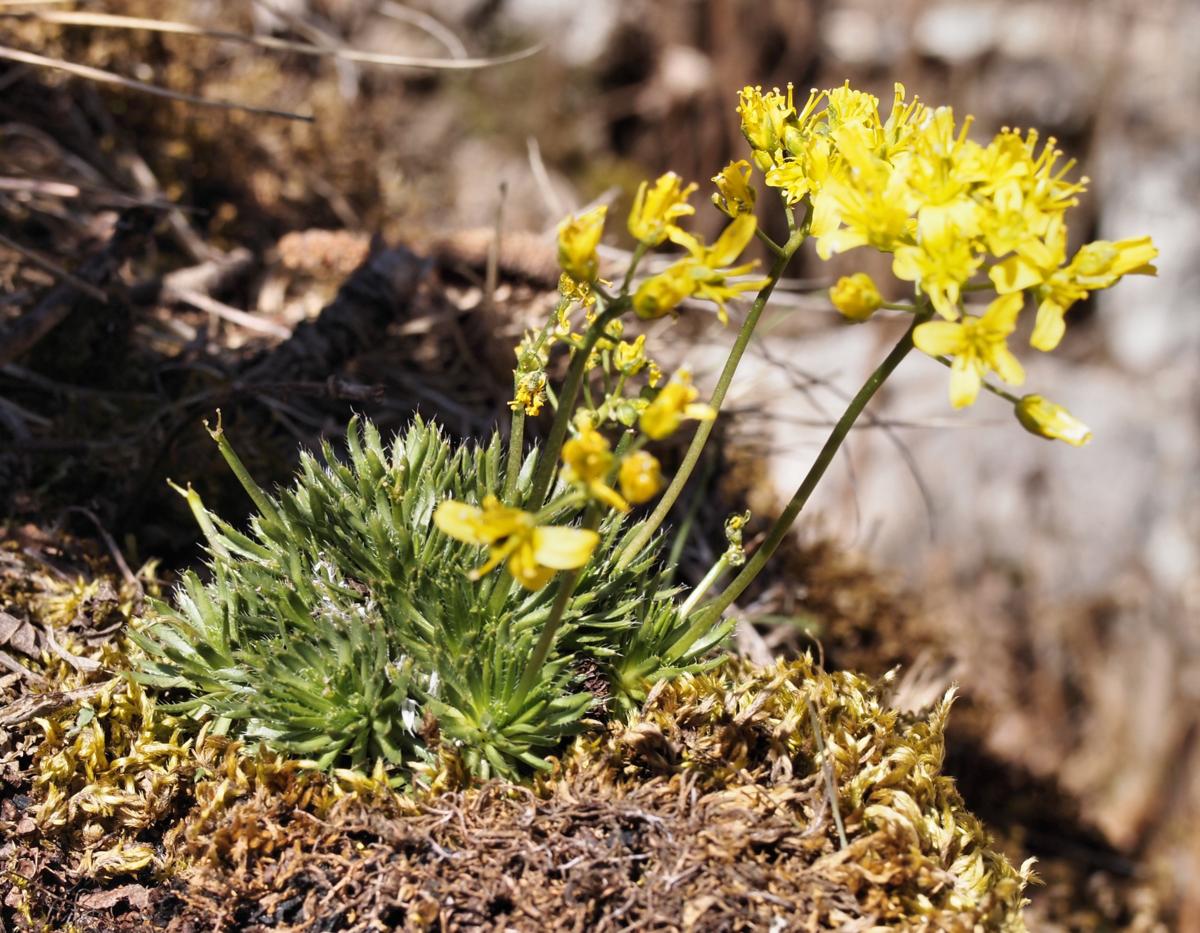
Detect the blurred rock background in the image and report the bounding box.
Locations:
[1,0,1195,928]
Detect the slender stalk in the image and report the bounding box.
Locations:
[677,554,728,619]
[502,408,525,502]
[808,696,848,849]
[615,228,806,568]
[691,315,926,630]
[511,507,600,708]
[621,243,648,294]
[527,302,624,509]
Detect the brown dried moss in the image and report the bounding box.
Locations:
[5,641,1031,931]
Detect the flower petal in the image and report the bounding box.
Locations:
[982,292,1025,335]
[707,214,757,267]
[913,321,966,357]
[1031,301,1067,351]
[989,346,1026,386]
[531,526,600,570]
[433,500,485,544]
[949,356,982,408]
[507,541,555,590]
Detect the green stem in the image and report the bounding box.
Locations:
[622,243,648,294]
[932,355,1021,403]
[528,302,625,509]
[614,228,806,569]
[511,507,601,708]
[677,554,729,619]
[503,408,525,502]
[694,315,926,627]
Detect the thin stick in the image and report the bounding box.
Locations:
[0,10,541,71]
[377,1,469,60]
[807,696,849,850]
[0,45,313,121]
[170,287,293,339]
[0,231,108,301]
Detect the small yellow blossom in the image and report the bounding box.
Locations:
[628,172,697,246]
[617,451,664,505]
[633,214,766,324]
[614,334,650,376]
[631,263,694,320]
[737,85,795,170]
[561,425,629,513]
[830,273,883,322]
[510,371,548,417]
[893,215,982,320]
[1014,395,1092,447]
[434,495,598,590]
[913,292,1026,408]
[640,369,716,439]
[712,160,756,217]
[556,205,607,283]
[990,227,1158,350]
[558,272,597,307]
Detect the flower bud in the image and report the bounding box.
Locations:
[1014,395,1092,447]
[830,273,883,322]
[618,451,664,505]
[556,205,607,283]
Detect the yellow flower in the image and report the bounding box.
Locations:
[633,214,765,324]
[640,369,716,439]
[618,451,664,505]
[830,273,883,322]
[712,160,756,217]
[510,371,547,417]
[561,425,629,513]
[913,292,1026,408]
[434,495,599,590]
[892,215,982,320]
[631,263,694,320]
[556,205,607,283]
[614,334,652,376]
[990,228,1158,351]
[1014,395,1092,447]
[558,271,597,307]
[737,85,795,169]
[628,172,697,246]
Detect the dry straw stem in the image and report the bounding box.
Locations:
[0,9,542,70]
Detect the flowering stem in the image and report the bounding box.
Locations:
[691,315,926,630]
[528,301,625,509]
[677,554,729,619]
[503,407,525,502]
[614,227,806,569]
[622,243,648,293]
[511,506,601,709]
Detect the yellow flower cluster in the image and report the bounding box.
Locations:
[739,81,1156,425]
[561,421,665,511]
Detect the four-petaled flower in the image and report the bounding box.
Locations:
[434,496,598,590]
[712,160,756,218]
[640,369,716,439]
[561,425,629,513]
[634,215,767,324]
[913,293,1025,408]
[628,172,697,247]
